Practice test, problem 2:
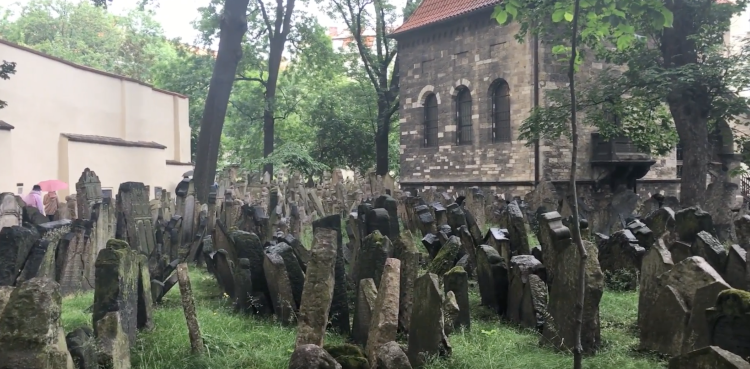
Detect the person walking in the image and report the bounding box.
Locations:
[23,185,45,216]
[43,190,58,221]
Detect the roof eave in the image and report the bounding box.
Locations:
[388,6,498,39]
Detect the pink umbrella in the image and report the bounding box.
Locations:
[37,179,68,192]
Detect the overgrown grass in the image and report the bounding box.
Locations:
[62,268,664,369]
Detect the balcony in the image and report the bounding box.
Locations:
[590,133,656,189]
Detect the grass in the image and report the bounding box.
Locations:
[62,268,665,369]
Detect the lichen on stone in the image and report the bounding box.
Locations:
[715,288,750,316]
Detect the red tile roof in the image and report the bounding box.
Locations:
[391,0,501,36]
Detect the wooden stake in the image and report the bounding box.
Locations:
[177,263,205,354]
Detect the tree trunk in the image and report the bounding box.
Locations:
[375,111,390,176]
[260,0,296,179]
[659,0,709,207]
[193,0,250,204]
[567,0,587,368]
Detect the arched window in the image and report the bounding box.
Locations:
[492,81,511,142]
[456,88,473,145]
[423,94,438,147]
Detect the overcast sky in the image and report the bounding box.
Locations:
[0,0,408,45]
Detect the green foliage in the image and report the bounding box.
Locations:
[603,269,639,292]
[0,60,16,109]
[250,142,329,177]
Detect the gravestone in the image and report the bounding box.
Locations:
[692,231,728,275]
[443,266,470,331]
[626,219,655,249]
[407,273,451,368]
[263,251,296,325]
[356,231,393,290]
[66,327,98,369]
[675,207,716,243]
[724,245,747,289]
[296,228,338,347]
[541,211,604,354]
[266,243,305,308]
[95,311,130,369]
[230,230,270,313]
[376,341,412,369]
[644,207,676,242]
[76,168,102,221]
[374,195,400,240]
[706,289,750,361]
[93,239,141,347]
[670,241,693,264]
[668,346,750,369]
[638,239,674,330]
[0,278,75,369]
[475,245,508,315]
[443,291,460,335]
[0,225,39,286]
[503,201,531,255]
[58,220,96,295]
[598,229,645,290]
[288,344,341,369]
[0,286,13,316]
[0,192,22,231]
[686,281,732,352]
[313,214,350,335]
[395,231,420,332]
[115,182,156,256]
[352,278,377,346]
[366,258,400,368]
[446,203,467,231]
[507,255,548,330]
[425,236,460,276]
[735,215,750,250]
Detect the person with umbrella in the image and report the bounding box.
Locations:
[37,180,68,221]
[22,185,45,216]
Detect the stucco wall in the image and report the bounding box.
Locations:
[0,130,13,193]
[0,40,193,196]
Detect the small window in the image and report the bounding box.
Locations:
[456,88,473,145]
[676,142,683,161]
[423,94,438,147]
[492,81,511,142]
[677,165,683,178]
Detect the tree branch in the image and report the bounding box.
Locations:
[257,0,275,38]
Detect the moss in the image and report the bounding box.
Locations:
[106,239,130,250]
[446,266,467,276]
[324,343,365,359]
[334,355,369,369]
[716,289,750,316]
[426,236,461,276]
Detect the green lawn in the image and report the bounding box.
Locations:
[61,268,665,369]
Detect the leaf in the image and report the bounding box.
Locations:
[506,4,518,18]
[552,9,565,22]
[661,8,674,27]
[564,12,574,22]
[494,9,509,24]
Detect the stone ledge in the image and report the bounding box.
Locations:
[62,133,167,149]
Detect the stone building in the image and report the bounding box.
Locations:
[390,0,690,202]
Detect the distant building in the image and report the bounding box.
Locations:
[327,27,377,50]
[389,0,748,206]
[0,39,193,197]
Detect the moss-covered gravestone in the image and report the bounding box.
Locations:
[0,278,75,369]
[352,278,377,346]
[407,273,451,368]
[0,225,39,286]
[443,266,470,331]
[507,255,547,331]
[426,236,460,276]
[394,231,420,332]
[706,289,750,360]
[356,231,393,290]
[644,207,676,242]
[692,231,728,275]
[263,251,296,325]
[475,245,508,315]
[313,214,350,335]
[93,239,140,347]
[675,207,716,243]
[296,228,338,347]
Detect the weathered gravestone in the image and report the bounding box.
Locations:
[313,214,350,335]
[706,289,750,361]
[644,207,676,242]
[356,231,393,291]
[376,341,413,369]
[264,251,296,325]
[407,273,451,368]
[0,278,75,369]
[0,192,22,231]
[0,225,39,286]
[231,230,271,314]
[374,195,400,240]
[352,278,378,346]
[115,182,156,256]
[640,256,728,355]
[266,243,305,309]
[296,228,338,347]
[675,207,716,243]
[366,258,401,369]
[598,229,645,290]
[66,327,98,369]
[735,215,750,250]
[394,230,420,332]
[475,245,508,315]
[93,239,151,347]
[669,346,750,369]
[626,219,655,250]
[638,239,674,330]
[76,168,102,221]
[501,201,531,256]
[693,231,728,276]
[58,220,97,295]
[95,311,131,369]
[725,245,747,289]
[425,236,460,276]
[540,212,604,354]
[0,285,13,316]
[443,291,460,336]
[507,255,547,331]
[443,266,470,331]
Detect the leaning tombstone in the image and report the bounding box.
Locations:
[668,346,750,369]
[93,239,140,347]
[313,214,350,335]
[443,266,470,331]
[365,258,401,367]
[507,255,547,331]
[352,278,378,346]
[407,273,451,368]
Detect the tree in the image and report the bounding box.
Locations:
[318,0,407,175]
[492,0,673,367]
[0,60,16,109]
[193,0,251,204]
